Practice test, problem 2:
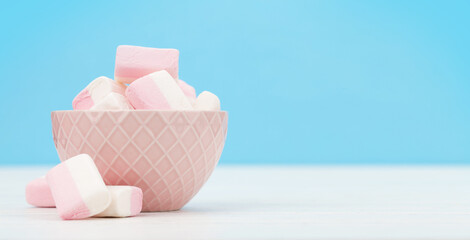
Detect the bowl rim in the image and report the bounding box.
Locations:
[52,110,227,113]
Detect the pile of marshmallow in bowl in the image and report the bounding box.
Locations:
[25,45,221,220]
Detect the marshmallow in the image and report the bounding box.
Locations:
[25,178,142,218]
[178,79,197,102]
[115,45,179,84]
[73,76,126,110]
[90,93,133,110]
[126,70,193,110]
[46,154,111,220]
[95,186,142,218]
[177,79,196,99]
[25,176,55,208]
[194,91,221,111]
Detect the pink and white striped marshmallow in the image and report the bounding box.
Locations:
[95,186,142,218]
[114,45,179,84]
[126,70,193,110]
[178,79,197,101]
[72,76,126,110]
[46,154,111,220]
[24,178,142,217]
[91,93,133,110]
[25,176,55,208]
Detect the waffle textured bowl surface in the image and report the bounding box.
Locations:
[51,110,228,211]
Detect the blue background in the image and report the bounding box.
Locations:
[1,0,469,165]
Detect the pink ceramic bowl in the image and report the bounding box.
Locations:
[51,110,228,212]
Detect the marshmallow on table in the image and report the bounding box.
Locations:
[178,79,196,104]
[46,154,111,220]
[126,70,193,110]
[25,176,55,208]
[194,91,220,111]
[25,179,143,217]
[115,45,179,84]
[90,93,133,110]
[73,76,126,110]
[95,186,143,218]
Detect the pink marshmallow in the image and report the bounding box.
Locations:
[126,70,193,110]
[46,154,111,220]
[177,79,197,100]
[25,177,55,208]
[25,179,142,218]
[114,45,179,84]
[72,76,126,110]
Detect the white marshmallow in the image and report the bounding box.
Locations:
[90,93,133,110]
[46,154,111,220]
[194,91,220,111]
[73,76,127,110]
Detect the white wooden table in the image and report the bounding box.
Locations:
[1,166,470,240]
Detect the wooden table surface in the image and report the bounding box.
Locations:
[1,166,469,240]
